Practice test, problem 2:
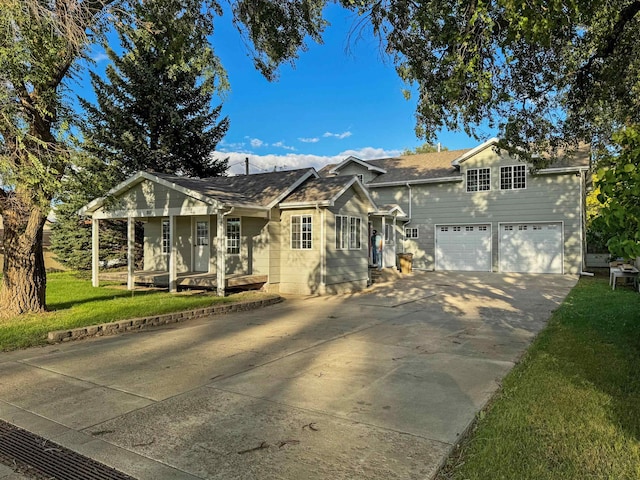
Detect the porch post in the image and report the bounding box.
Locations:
[169,215,177,293]
[91,217,99,287]
[127,216,135,290]
[216,212,226,296]
[381,217,386,268]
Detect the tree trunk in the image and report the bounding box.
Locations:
[0,201,47,316]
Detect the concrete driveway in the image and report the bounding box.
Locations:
[0,272,577,479]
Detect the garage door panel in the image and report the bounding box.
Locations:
[500,223,562,274]
[436,225,491,272]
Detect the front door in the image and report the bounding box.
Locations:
[194,219,210,272]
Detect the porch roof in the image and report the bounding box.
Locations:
[278,176,377,209]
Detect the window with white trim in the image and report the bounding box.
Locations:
[162,220,170,254]
[500,165,527,190]
[196,221,209,246]
[349,217,361,249]
[226,217,240,255]
[466,168,491,192]
[336,216,349,249]
[453,226,461,232]
[384,224,394,244]
[466,226,474,232]
[336,215,361,249]
[291,215,312,249]
[405,227,419,238]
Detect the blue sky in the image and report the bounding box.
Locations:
[80,4,496,175]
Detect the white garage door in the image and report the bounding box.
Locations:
[499,223,563,274]
[435,224,492,271]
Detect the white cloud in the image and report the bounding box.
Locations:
[298,137,320,143]
[272,141,296,151]
[249,138,264,148]
[91,52,109,63]
[323,131,352,140]
[216,146,402,176]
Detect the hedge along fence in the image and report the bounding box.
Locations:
[48,295,283,343]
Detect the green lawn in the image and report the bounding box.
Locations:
[0,271,268,351]
[437,276,640,480]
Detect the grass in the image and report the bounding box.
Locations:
[0,271,269,351]
[437,276,640,480]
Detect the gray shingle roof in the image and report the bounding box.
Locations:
[366,150,471,185]
[281,176,357,205]
[154,169,315,208]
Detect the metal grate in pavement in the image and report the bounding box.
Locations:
[0,420,136,480]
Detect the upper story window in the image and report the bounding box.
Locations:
[466,168,491,192]
[291,215,313,250]
[500,165,527,190]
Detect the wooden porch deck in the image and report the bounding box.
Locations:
[99,270,268,290]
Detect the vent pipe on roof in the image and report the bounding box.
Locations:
[245,157,249,175]
[437,142,441,152]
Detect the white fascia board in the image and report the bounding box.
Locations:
[367,176,462,188]
[343,176,378,210]
[535,166,590,175]
[371,205,408,217]
[266,168,319,210]
[329,156,387,174]
[451,137,500,166]
[279,201,333,209]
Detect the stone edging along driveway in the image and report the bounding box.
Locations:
[47,295,283,343]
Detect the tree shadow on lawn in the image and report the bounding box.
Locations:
[545,277,640,442]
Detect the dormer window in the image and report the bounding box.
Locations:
[466,168,491,192]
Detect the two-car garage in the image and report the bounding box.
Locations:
[434,222,564,274]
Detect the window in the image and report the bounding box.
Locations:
[291,215,312,249]
[440,226,448,232]
[405,227,419,238]
[500,165,527,190]
[518,224,528,231]
[466,226,474,232]
[196,221,208,246]
[533,225,542,230]
[384,224,394,244]
[466,168,491,192]
[453,226,461,232]
[478,225,488,231]
[349,217,361,249]
[226,217,240,255]
[336,216,360,249]
[336,216,349,249]
[162,220,170,254]
[504,225,513,231]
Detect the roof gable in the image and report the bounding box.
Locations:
[329,156,387,175]
[280,176,377,210]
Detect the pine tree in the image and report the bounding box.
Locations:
[80,0,229,178]
[51,0,230,270]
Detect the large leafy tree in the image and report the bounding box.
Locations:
[593,127,640,259]
[80,0,230,178]
[0,0,328,315]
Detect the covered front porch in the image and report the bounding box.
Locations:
[79,171,272,296]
